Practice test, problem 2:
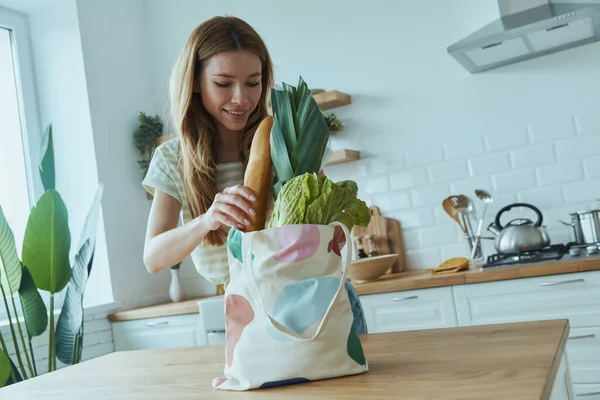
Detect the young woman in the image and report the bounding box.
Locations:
[142,15,367,334]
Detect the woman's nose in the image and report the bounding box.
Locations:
[231,85,249,105]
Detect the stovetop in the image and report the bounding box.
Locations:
[481,242,600,270]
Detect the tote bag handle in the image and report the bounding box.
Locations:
[247,222,352,342]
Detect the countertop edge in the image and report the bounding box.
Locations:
[541,319,570,400]
[107,257,600,322]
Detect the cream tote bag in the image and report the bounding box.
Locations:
[212,221,369,391]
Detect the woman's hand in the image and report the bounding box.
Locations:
[205,185,257,231]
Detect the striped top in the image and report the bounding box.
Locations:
[142,137,243,287]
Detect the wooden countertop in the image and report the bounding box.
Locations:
[107,254,600,321]
[353,253,600,295]
[0,319,570,399]
[107,296,214,322]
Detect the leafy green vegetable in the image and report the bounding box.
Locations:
[270,77,330,197]
[267,173,370,229]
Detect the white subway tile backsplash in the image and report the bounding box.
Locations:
[389,168,429,191]
[510,142,556,169]
[484,129,529,152]
[449,176,493,197]
[390,191,412,210]
[555,133,600,162]
[365,176,390,195]
[370,157,391,175]
[492,169,537,193]
[320,108,595,265]
[528,116,576,142]
[442,137,485,160]
[518,186,565,209]
[404,145,444,168]
[401,229,420,249]
[441,242,470,260]
[468,152,512,177]
[418,224,459,247]
[575,109,600,134]
[394,207,435,229]
[583,154,600,179]
[410,183,451,207]
[563,178,600,205]
[405,247,442,270]
[428,160,469,184]
[536,161,584,186]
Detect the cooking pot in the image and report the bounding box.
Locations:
[561,200,600,245]
[487,202,551,254]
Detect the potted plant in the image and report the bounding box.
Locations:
[0,124,103,388]
[133,112,166,199]
[322,111,344,135]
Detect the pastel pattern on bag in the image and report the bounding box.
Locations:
[266,276,340,340]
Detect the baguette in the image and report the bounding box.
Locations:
[243,115,274,231]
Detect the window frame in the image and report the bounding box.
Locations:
[0,6,43,207]
[0,6,44,322]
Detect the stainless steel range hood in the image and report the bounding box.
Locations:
[447,0,600,73]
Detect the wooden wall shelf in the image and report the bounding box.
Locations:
[324,149,360,167]
[314,90,351,110]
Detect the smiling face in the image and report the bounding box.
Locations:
[198,49,263,134]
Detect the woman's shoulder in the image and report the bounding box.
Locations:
[155,136,181,160]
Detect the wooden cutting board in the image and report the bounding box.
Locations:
[351,206,405,273]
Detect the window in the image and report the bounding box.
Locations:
[0,6,43,321]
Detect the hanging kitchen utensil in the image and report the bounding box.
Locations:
[471,189,493,259]
[442,197,467,234]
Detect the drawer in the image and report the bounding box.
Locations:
[359,286,458,333]
[567,327,600,384]
[574,384,600,399]
[454,271,600,328]
[112,314,201,351]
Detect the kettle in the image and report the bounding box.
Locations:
[487,203,551,255]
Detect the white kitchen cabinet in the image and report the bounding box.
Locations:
[574,384,600,399]
[112,314,202,351]
[452,271,600,328]
[550,352,575,400]
[359,286,458,334]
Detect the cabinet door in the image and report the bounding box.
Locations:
[453,271,600,328]
[112,314,201,351]
[359,286,458,333]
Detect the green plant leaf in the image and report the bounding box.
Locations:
[22,189,71,293]
[55,239,94,365]
[0,349,10,387]
[39,124,55,191]
[0,206,22,295]
[19,266,48,338]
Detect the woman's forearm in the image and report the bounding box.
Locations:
[144,214,211,274]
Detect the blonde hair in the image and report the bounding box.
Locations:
[169,16,274,246]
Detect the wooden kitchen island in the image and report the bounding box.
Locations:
[0,319,572,399]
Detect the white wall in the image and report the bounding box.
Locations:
[0,0,114,309]
[145,0,600,269]
[74,0,180,308]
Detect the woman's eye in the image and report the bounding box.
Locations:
[247,81,260,87]
[214,82,230,88]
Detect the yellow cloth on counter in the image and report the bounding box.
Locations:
[428,257,470,275]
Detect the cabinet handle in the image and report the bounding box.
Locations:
[539,278,584,286]
[392,295,419,301]
[577,392,600,397]
[145,321,169,327]
[569,334,596,340]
